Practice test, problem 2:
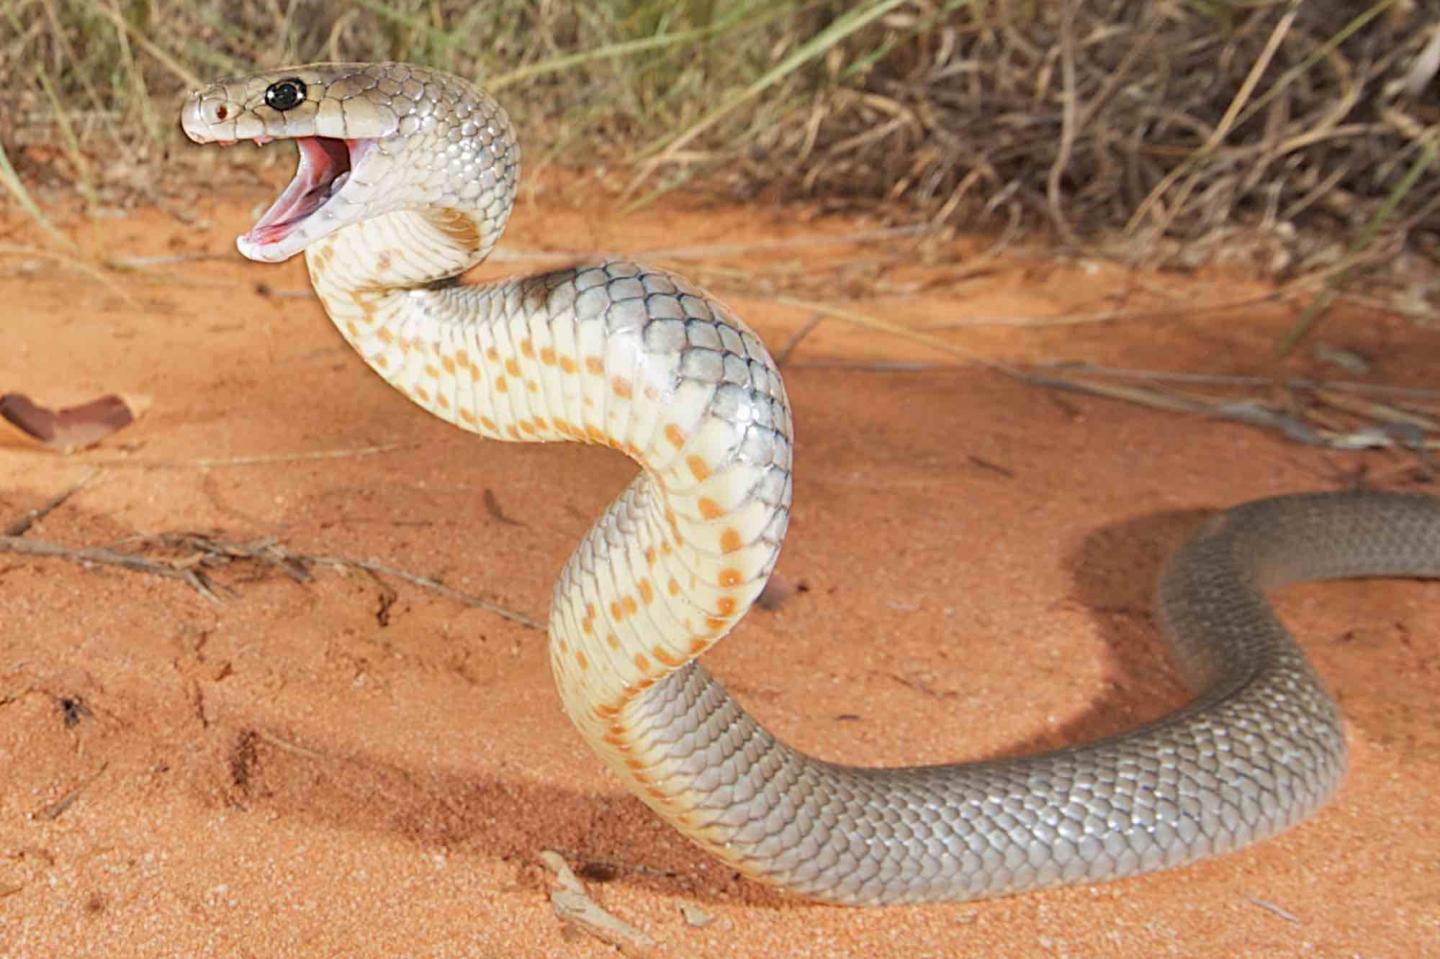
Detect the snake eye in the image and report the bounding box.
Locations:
[264,78,307,112]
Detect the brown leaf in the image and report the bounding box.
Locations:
[0,392,137,452]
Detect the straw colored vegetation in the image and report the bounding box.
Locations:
[3,0,1440,262]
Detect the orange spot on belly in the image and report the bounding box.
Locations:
[610,600,624,621]
[698,498,722,520]
[687,455,710,481]
[688,637,709,654]
[575,650,588,670]
[485,347,500,362]
[459,408,477,425]
[505,358,521,377]
[634,653,650,672]
[638,579,654,603]
[520,339,535,358]
[716,596,736,616]
[607,633,621,651]
[559,356,577,374]
[611,377,632,398]
[520,420,537,434]
[480,415,498,432]
[495,377,508,392]
[540,346,556,365]
[424,364,440,379]
[705,617,727,631]
[665,424,686,448]
[653,645,680,667]
[667,578,680,597]
[718,568,743,587]
[622,595,637,616]
[720,529,742,553]
[585,356,604,374]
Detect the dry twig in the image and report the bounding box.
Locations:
[3,469,101,537]
[539,850,656,957]
[0,530,544,629]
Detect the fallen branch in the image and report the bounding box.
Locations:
[0,535,224,602]
[539,849,656,957]
[1245,895,1302,924]
[4,468,101,536]
[1033,362,1440,400]
[32,762,110,822]
[1,442,412,469]
[0,530,544,629]
[923,290,1288,330]
[1025,372,1439,454]
[771,295,1027,380]
[771,313,825,366]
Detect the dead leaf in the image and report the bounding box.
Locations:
[0,392,145,452]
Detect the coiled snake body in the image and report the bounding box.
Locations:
[181,63,1440,906]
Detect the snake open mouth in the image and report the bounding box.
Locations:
[243,136,370,247]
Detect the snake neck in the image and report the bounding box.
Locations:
[304,205,501,296]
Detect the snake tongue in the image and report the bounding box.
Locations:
[245,136,353,247]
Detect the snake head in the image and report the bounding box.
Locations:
[181,62,518,264]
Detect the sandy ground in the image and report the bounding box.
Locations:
[1,181,1437,958]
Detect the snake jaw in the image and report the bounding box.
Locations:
[236,136,374,263]
[181,83,381,263]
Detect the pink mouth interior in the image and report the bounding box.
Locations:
[245,137,364,247]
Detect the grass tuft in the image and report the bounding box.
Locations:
[2,0,1438,272]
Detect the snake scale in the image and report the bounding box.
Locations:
[180,62,1440,906]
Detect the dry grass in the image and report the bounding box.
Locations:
[3,0,1440,271]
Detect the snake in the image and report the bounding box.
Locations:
[179,62,1440,906]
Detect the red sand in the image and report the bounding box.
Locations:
[1,186,1436,958]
